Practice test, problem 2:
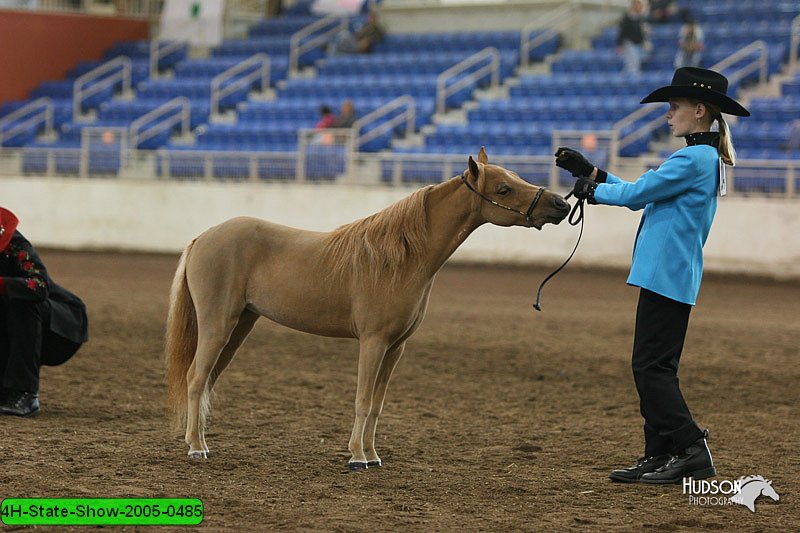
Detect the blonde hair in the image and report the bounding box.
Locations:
[696,100,737,166]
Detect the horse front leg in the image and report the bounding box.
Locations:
[348,337,387,472]
[362,341,406,468]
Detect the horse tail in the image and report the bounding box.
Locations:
[165,238,198,431]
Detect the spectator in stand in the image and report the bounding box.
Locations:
[617,0,650,76]
[674,11,704,69]
[648,0,678,23]
[315,105,336,129]
[330,11,386,55]
[333,100,357,128]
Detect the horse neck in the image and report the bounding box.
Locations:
[422,176,484,273]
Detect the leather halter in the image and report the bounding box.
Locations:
[460,171,546,227]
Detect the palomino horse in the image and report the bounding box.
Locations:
[166,148,570,470]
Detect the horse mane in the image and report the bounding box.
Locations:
[739,475,769,485]
[322,186,433,287]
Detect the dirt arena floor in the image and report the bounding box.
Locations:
[2,250,797,531]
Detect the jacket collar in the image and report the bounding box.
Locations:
[684,131,720,148]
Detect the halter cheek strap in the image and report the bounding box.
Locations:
[460,172,546,226]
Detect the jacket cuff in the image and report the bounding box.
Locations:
[595,169,608,183]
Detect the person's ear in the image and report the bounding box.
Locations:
[696,103,707,121]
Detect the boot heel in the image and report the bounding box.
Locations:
[690,466,717,480]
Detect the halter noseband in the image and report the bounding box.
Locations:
[460,171,546,227]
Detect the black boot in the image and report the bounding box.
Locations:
[0,391,40,417]
[609,455,670,483]
[640,430,715,484]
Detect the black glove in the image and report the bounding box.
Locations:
[554,147,595,178]
[571,177,598,204]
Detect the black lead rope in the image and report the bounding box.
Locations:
[532,191,585,311]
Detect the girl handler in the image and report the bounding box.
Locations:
[554,67,750,484]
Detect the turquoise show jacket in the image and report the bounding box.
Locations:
[594,145,720,305]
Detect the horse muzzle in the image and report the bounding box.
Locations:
[532,194,570,229]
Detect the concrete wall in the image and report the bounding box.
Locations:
[380,0,627,48]
[2,176,798,278]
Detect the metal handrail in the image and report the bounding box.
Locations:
[289,15,348,76]
[612,40,768,154]
[73,56,132,120]
[130,97,190,148]
[710,40,768,86]
[0,97,53,146]
[210,54,270,117]
[614,105,667,154]
[789,14,800,72]
[149,40,186,80]
[520,4,573,67]
[436,47,500,115]
[352,95,416,149]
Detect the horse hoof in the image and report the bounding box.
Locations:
[188,450,208,460]
[367,460,382,468]
[348,462,368,472]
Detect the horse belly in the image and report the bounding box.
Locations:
[250,303,355,338]
[246,277,356,339]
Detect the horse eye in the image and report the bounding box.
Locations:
[496,184,512,195]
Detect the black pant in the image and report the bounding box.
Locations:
[0,296,49,393]
[632,289,704,457]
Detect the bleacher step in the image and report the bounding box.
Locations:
[391,132,425,149]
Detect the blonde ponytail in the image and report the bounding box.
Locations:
[703,102,736,166]
[716,114,736,166]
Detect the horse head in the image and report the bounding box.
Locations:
[464,147,570,230]
[731,476,780,513]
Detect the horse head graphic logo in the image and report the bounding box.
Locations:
[729,476,780,512]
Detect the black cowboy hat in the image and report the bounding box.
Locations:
[640,67,750,117]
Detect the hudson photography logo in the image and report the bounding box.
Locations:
[683,475,780,512]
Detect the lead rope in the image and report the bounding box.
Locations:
[532,192,585,311]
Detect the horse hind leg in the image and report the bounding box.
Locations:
[363,341,406,468]
[185,311,246,459]
[208,309,259,392]
[195,309,259,455]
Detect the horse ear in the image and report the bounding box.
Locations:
[468,155,480,181]
[478,146,488,164]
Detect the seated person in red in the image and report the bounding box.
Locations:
[0,208,88,416]
[315,105,336,129]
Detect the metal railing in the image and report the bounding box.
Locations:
[79,126,128,178]
[130,97,191,149]
[789,14,800,72]
[352,95,416,150]
[520,3,574,67]
[0,98,53,146]
[73,56,132,121]
[611,40,769,155]
[289,15,348,76]
[711,40,769,87]
[210,54,271,117]
[3,144,799,197]
[149,40,187,80]
[612,105,666,156]
[436,47,500,115]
